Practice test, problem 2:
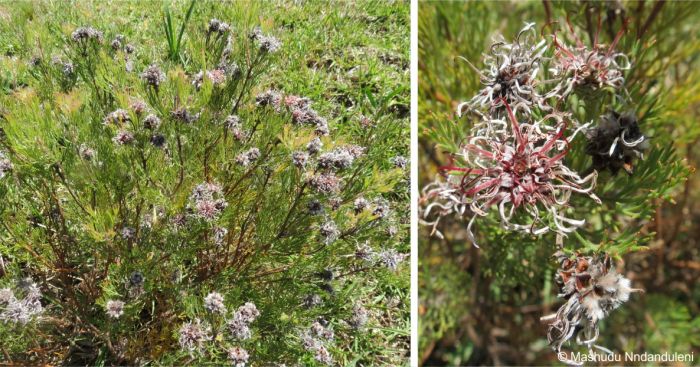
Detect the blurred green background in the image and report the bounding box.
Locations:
[418,1,700,365]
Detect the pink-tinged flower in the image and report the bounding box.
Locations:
[140,64,166,89]
[112,130,135,145]
[203,291,226,314]
[178,318,211,352]
[0,151,14,178]
[541,252,641,365]
[105,300,125,319]
[228,346,249,367]
[421,102,600,246]
[309,172,341,194]
[548,20,630,98]
[457,22,548,118]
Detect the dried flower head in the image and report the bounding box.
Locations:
[353,197,369,213]
[208,19,230,35]
[171,107,200,124]
[150,134,166,148]
[0,152,14,179]
[586,111,648,175]
[421,104,600,246]
[250,27,281,53]
[355,241,375,262]
[121,226,136,239]
[106,300,125,319]
[212,226,228,247]
[307,199,325,215]
[203,291,226,314]
[111,130,134,147]
[541,252,642,365]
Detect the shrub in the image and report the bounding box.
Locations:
[0,1,409,365]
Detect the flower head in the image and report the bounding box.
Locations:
[228,346,249,367]
[458,23,547,117]
[178,318,211,352]
[143,114,161,130]
[0,152,14,179]
[309,172,341,194]
[421,104,600,246]
[71,27,103,43]
[549,24,630,98]
[106,300,125,319]
[112,130,135,145]
[203,291,226,314]
[140,64,166,89]
[255,89,282,109]
[103,109,131,126]
[319,220,340,245]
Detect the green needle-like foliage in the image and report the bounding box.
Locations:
[419,1,699,365]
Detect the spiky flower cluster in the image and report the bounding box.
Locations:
[235,147,261,167]
[188,182,228,222]
[549,25,630,98]
[301,320,335,366]
[458,22,547,117]
[71,26,103,43]
[228,346,250,367]
[0,151,13,179]
[178,318,212,353]
[227,302,260,340]
[541,252,641,365]
[422,104,600,245]
[0,279,43,325]
[105,299,125,319]
[249,27,281,53]
[204,292,226,314]
[140,64,166,89]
